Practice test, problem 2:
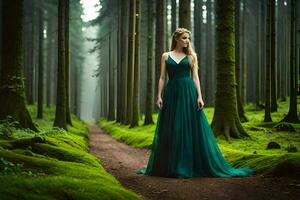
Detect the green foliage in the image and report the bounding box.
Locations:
[0,115,39,139]
[0,157,23,175]
[0,157,39,177]
[38,127,67,136]
[0,116,20,138]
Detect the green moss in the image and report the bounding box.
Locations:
[99,120,155,149]
[0,175,139,200]
[0,105,141,200]
[98,101,300,179]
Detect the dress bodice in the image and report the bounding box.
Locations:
[166,53,191,80]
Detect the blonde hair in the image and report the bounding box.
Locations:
[170,28,198,70]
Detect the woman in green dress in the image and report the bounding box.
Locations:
[137,28,253,178]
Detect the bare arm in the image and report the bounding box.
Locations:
[191,54,204,109]
[156,52,168,109]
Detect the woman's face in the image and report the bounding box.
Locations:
[176,32,190,48]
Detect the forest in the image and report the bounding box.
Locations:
[0,0,299,199]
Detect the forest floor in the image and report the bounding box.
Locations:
[0,105,139,200]
[89,124,300,200]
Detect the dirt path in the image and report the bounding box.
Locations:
[88,124,300,200]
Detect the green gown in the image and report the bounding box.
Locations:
[136,53,253,178]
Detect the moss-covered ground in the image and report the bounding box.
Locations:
[0,104,140,200]
[98,98,300,179]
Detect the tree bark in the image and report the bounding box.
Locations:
[212,0,249,140]
[144,0,154,125]
[264,0,272,122]
[235,0,248,122]
[108,32,115,121]
[205,0,214,106]
[171,0,177,33]
[281,0,299,123]
[241,0,247,105]
[255,0,262,109]
[120,0,129,124]
[54,0,67,130]
[194,0,202,66]
[155,0,166,112]
[179,0,191,30]
[270,0,277,112]
[46,15,55,108]
[125,0,136,124]
[0,0,38,131]
[0,0,2,74]
[27,0,35,105]
[37,0,44,119]
[131,0,141,127]
[116,1,122,123]
[65,0,72,125]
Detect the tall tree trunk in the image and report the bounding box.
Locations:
[240,0,247,105]
[0,0,38,131]
[54,0,67,130]
[264,0,272,122]
[116,1,122,123]
[255,0,262,109]
[131,0,141,127]
[179,0,191,30]
[235,0,248,122]
[171,0,177,33]
[283,8,288,100]
[205,0,213,106]
[276,2,282,101]
[0,0,2,73]
[23,1,30,103]
[155,0,166,112]
[270,0,277,112]
[194,0,202,73]
[120,0,129,124]
[211,1,216,100]
[103,69,108,118]
[281,0,299,123]
[46,16,55,108]
[65,0,72,125]
[100,74,105,118]
[144,0,154,125]
[212,0,249,140]
[260,0,266,104]
[27,0,35,105]
[125,0,136,124]
[165,2,169,51]
[108,32,115,121]
[37,0,44,119]
[280,2,287,101]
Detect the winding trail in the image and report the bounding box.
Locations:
[88,124,300,200]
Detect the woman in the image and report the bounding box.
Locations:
[137,28,253,178]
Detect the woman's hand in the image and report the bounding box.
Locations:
[156,96,163,110]
[197,97,204,110]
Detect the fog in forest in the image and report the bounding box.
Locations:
[80,26,98,122]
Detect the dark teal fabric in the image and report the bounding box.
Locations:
[136,53,253,178]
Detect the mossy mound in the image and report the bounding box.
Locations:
[274,122,297,132]
[0,105,140,200]
[267,157,300,178]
